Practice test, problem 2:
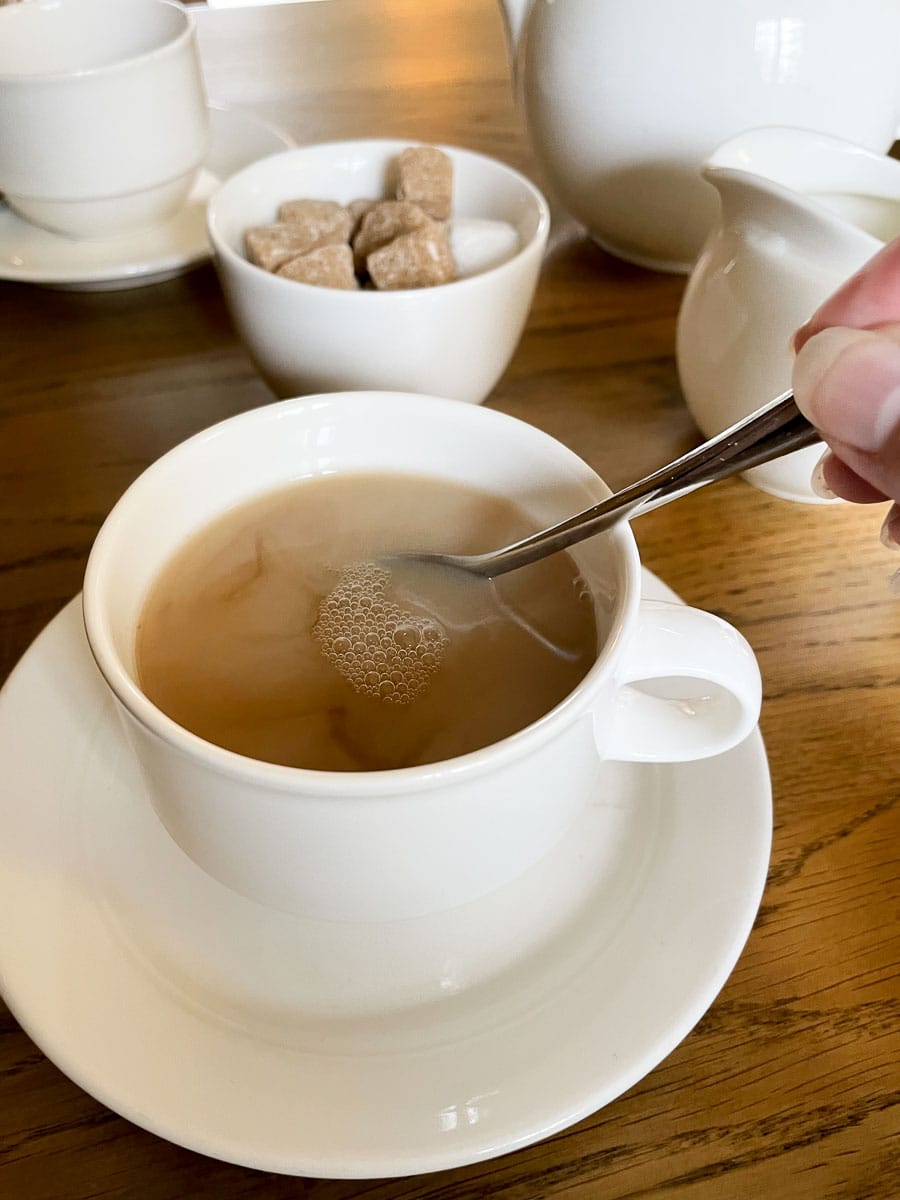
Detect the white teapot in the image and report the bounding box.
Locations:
[677,126,900,502]
[499,0,900,272]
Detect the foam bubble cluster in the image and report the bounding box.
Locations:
[313,562,447,704]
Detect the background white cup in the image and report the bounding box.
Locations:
[83,392,762,922]
[0,0,209,239]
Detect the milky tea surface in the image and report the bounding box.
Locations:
[136,473,599,771]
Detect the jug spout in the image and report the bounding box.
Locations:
[498,0,532,65]
[702,128,900,261]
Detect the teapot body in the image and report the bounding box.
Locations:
[513,0,900,271]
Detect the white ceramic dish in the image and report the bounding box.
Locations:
[206,139,550,403]
[0,575,771,1178]
[0,104,294,290]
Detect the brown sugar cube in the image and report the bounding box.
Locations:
[276,243,359,290]
[351,200,435,266]
[276,198,352,246]
[245,223,331,273]
[347,198,378,237]
[395,146,453,221]
[367,224,456,290]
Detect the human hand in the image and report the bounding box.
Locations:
[792,236,900,548]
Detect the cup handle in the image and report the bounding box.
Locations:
[599,600,762,763]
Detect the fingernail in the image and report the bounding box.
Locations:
[880,506,900,550]
[888,567,900,595]
[810,450,836,500]
[793,327,900,451]
[792,322,811,354]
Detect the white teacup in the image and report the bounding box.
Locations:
[83,393,761,922]
[0,0,208,239]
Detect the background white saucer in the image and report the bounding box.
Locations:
[0,575,772,1178]
[0,105,294,291]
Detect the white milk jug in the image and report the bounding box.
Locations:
[677,127,900,502]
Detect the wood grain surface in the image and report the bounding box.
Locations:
[1,2,898,1197]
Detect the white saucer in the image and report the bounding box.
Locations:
[0,574,771,1179]
[0,105,294,291]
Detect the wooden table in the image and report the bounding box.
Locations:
[1,2,898,1196]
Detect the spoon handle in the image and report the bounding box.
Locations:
[619,389,818,517]
[469,390,820,577]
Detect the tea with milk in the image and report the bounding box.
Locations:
[136,472,599,770]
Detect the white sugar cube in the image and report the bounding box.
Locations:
[448,219,520,278]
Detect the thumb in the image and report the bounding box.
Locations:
[792,324,900,504]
